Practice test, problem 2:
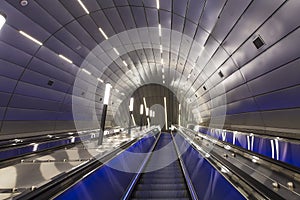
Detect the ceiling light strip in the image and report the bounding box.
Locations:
[97,78,104,83]
[99,28,108,40]
[131,114,136,126]
[77,0,90,14]
[158,24,162,36]
[113,48,120,55]
[164,97,168,129]
[156,0,160,9]
[143,97,147,110]
[19,31,43,46]
[82,68,91,75]
[0,13,6,30]
[59,54,73,64]
[123,60,128,67]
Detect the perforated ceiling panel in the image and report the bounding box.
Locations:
[0,0,299,139]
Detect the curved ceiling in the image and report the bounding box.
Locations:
[0,0,299,139]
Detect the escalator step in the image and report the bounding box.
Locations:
[141,175,184,179]
[132,190,190,198]
[135,183,187,190]
[131,198,190,200]
[139,178,185,184]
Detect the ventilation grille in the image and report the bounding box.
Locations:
[253,35,265,49]
[47,80,54,86]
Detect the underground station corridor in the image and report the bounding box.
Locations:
[0,0,300,199]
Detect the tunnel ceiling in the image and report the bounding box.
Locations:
[0,0,300,138]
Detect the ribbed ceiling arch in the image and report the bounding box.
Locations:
[0,0,299,139]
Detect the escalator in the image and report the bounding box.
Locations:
[129,133,192,200]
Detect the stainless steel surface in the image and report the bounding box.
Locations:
[0,129,148,199]
[179,127,300,200]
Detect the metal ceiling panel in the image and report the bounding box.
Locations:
[172,14,184,32]
[247,59,300,96]
[240,28,300,81]
[161,0,172,11]
[64,20,97,51]
[186,0,205,24]
[1,25,40,55]
[0,59,24,80]
[224,0,285,55]
[91,10,115,38]
[6,0,62,34]
[104,8,126,33]
[159,10,172,29]
[0,76,17,93]
[118,6,136,29]
[113,0,129,7]
[0,41,32,67]
[36,0,74,25]
[146,8,159,27]
[132,7,147,28]
[183,20,197,38]
[255,86,300,111]
[21,70,70,93]
[199,0,226,33]
[173,0,188,17]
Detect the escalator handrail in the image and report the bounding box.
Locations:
[13,129,159,200]
[178,129,286,200]
[171,132,198,200]
[121,131,162,200]
[181,126,300,177]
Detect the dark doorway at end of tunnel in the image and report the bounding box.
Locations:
[114,84,180,131]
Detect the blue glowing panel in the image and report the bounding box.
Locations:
[175,135,245,200]
[55,134,157,200]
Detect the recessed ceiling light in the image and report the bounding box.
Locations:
[20,0,28,7]
[99,28,108,40]
[82,68,91,75]
[161,58,164,64]
[97,78,104,83]
[59,54,73,64]
[162,68,164,73]
[113,47,119,55]
[162,75,165,79]
[77,0,90,14]
[19,31,43,46]
[0,12,7,30]
[163,80,165,84]
[123,60,128,67]
[187,74,191,79]
[156,0,160,9]
[160,45,163,53]
[158,24,161,36]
